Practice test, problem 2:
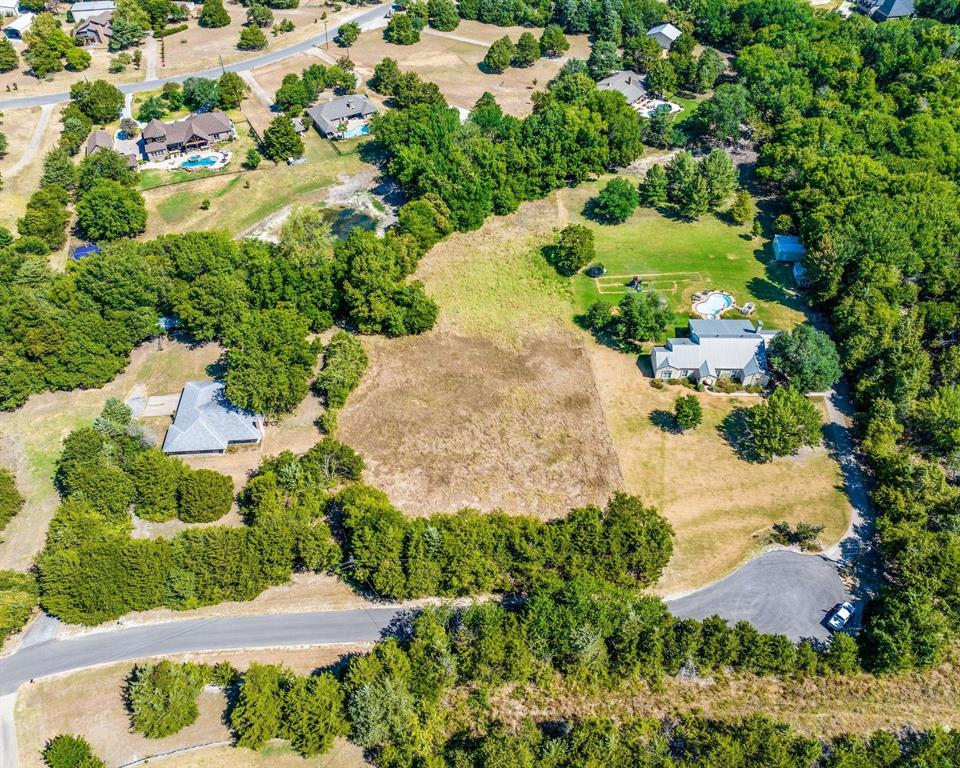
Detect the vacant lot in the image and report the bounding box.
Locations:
[15,646,371,768]
[0,105,64,235]
[344,22,590,116]
[588,344,850,596]
[142,129,367,237]
[567,180,809,331]
[0,45,142,98]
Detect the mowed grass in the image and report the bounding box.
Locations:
[589,344,851,596]
[143,131,367,237]
[565,181,809,332]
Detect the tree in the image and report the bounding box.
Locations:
[483,36,514,74]
[590,177,638,223]
[23,13,76,78]
[130,448,183,521]
[643,107,675,149]
[747,388,823,462]
[230,664,286,749]
[183,77,221,111]
[646,59,676,97]
[639,165,667,206]
[41,148,78,190]
[337,20,360,46]
[545,224,594,276]
[370,57,401,94]
[238,26,268,50]
[513,32,540,67]
[696,83,751,143]
[18,185,70,249]
[70,79,124,123]
[42,735,105,768]
[767,325,842,394]
[913,386,960,456]
[218,71,248,109]
[75,179,147,241]
[128,661,207,737]
[244,148,262,169]
[0,37,19,73]
[610,290,672,344]
[664,151,696,204]
[0,468,24,534]
[262,114,304,161]
[427,0,459,30]
[64,47,91,72]
[199,0,231,27]
[136,95,167,121]
[622,34,660,73]
[694,48,723,92]
[246,2,274,26]
[78,148,137,194]
[282,673,350,756]
[729,188,752,225]
[178,469,233,522]
[384,13,419,45]
[587,39,619,80]
[674,394,702,431]
[699,149,737,208]
[109,0,150,50]
[539,28,569,61]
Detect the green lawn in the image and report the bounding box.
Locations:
[568,181,809,332]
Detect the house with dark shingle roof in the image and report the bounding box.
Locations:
[74,10,112,45]
[597,71,648,105]
[306,95,378,139]
[651,319,779,386]
[162,381,263,455]
[85,128,139,168]
[142,111,235,161]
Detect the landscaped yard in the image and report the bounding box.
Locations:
[566,179,809,332]
[142,129,368,237]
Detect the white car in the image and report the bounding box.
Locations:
[827,601,854,631]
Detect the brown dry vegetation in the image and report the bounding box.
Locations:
[490,648,960,739]
[0,106,64,235]
[15,647,372,768]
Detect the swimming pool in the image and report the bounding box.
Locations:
[181,154,218,169]
[694,291,735,319]
[341,123,370,139]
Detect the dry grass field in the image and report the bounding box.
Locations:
[0,47,143,98]
[0,105,64,235]
[15,646,372,768]
[344,22,590,116]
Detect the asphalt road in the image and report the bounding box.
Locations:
[667,549,847,641]
[0,3,391,110]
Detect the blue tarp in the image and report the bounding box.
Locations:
[72,244,100,260]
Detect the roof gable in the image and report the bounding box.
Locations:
[162,381,262,453]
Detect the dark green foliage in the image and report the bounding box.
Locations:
[639,164,667,206]
[745,388,823,462]
[768,325,842,394]
[218,71,248,109]
[178,469,233,523]
[544,223,594,276]
[314,331,368,424]
[384,13,420,45]
[483,36,514,73]
[128,661,208,737]
[608,290,672,345]
[246,2,274,26]
[0,36,18,73]
[136,95,167,122]
[182,77,220,111]
[337,20,360,45]
[199,0,231,27]
[42,735,106,768]
[587,39,619,80]
[539,24,568,57]
[238,25,268,50]
[280,672,349,755]
[0,569,38,642]
[262,114,304,161]
[0,468,23,534]
[589,177,638,223]
[17,185,70,249]
[426,0,459,31]
[130,449,183,522]
[674,394,702,431]
[41,149,78,190]
[513,31,540,66]
[231,663,287,749]
[76,179,147,241]
[69,79,124,124]
[77,149,137,195]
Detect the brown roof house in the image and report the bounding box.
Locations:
[142,112,235,161]
[74,10,112,45]
[85,129,140,169]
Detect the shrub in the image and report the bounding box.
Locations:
[589,177,638,223]
[0,467,24,534]
[42,735,105,768]
[313,331,368,413]
[128,661,208,738]
[544,223,594,277]
[674,394,703,431]
[0,570,38,642]
[178,469,233,522]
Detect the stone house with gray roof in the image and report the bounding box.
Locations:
[142,111,235,161]
[74,10,112,45]
[162,381,263,455]
[651,319,779,386]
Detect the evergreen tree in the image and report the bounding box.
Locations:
[513,32,539,67]
[664,151,696,204]
[238,26,268,50]
[647,58,676,97]
[218,71,248,108]
[109,0,150,50]
[41,148,78,190]
[674,394,703,431]
[426,0,459,31]
[729,188,752,225]
[587,39,619,80]
[639,165,667,206]
[643,107,674,149]
[483,36,514,74]
[539,24,568,57]
[199,0,231,28]
[699,149,737,208]
[0,36,19,73]
[384,13,419,45]
[262,114,304,161]
[678,172,710,219]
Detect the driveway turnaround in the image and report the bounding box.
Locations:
[666,549,847,641]
[0,3,391,110]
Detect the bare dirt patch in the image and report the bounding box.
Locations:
[337,331,622,519]
[15,646,370,768]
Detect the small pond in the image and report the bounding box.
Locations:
[318,206,378,240]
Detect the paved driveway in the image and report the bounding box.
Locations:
[666,549,847,641]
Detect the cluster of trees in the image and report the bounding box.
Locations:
[665,0,960,670]
[138,75,248,122]
[369,58,446,109]
[127,661,212,738]
[273,61,357,114]
[371,66,645,232]
[0,467,23,535]
[583,290,673,347]
[313,331,368,433]
[639,149,738,219]
[36,423,352,624]
[0,569,37,642]
[334,486,674,599]
[482,29,558,72]
[1,201,434,411]
[22,13,91,77]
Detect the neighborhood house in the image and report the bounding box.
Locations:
[162,381,264,455]
[647,22,682,50]
[142,112,235,161]
[306,95,378,139]
[651,319,779,386]
[69,0,115,21]
[74,10,112,45]
[86,129,139,168]
[597,71,647,106]
[857,0,914,18]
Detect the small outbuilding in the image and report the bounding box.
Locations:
[0,2,19,18]
[71,243,101,260]
[646,22,682,50]
[69,0,115,21]
[3,12,33,39]
[162,381,264,455]
[773,234,806,263]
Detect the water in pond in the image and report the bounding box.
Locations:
[319,206,378,239]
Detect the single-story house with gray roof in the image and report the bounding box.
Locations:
[162,381,264,455]
[651,319,779,386]
[597,71,647,105]
[858,0,913,18]
[306,95,378,139]
[74,10,112,45]
[69,0,115,21]
[647,22,682,50]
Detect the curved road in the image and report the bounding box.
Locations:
[0,3,391,110]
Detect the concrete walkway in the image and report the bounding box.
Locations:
[144,33,158,81]
[239,70,275,111]
[421,27,492,47]
[3,103,54,178]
